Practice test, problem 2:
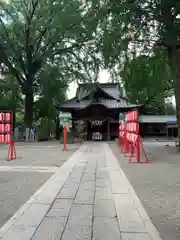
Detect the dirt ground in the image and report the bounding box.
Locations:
[109,141,180,240]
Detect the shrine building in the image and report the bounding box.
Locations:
[56,83,141,141]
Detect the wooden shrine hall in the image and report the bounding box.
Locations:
[56,83,141,141]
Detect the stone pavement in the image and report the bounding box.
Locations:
[0,143,162,240]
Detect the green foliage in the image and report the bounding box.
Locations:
[0,0,102,127]
[121,54,174,114]
[0,66,21,111]
[99,0,180,116]
[34,62,67,121]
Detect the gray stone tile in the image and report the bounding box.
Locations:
[108,170,128,194]
[71,204,93,215]
[79,181,95,191]
[47,208,70,217]
[62,225,91,240]
[96,170,109,179]
[95,187,113,200]
[57,186,78,199]
[114,194,135,208]
[117,209,147,233]
[121,233,151,240]
[14,204,50,227]
[64,181,79,188]
[84,169,96,174]
[74,190,95,205]
[82,173,95,181]
[31,217,66,240]
[1,226,36,240]
[96,179,110,188]
[33,180,64,204]
[93,217,121,240]
[52,199,73,209]
[68,204,93,226]
[94,199,116,217]
[68,214,92,226]
[48,199,73,217]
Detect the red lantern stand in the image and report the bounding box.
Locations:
[124,110,151,164]
[0,111,16,160]
[118,123,125,152]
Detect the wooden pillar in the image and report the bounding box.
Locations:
[107,120,110,141]
[85,120,88,140]
[72,119,75,142]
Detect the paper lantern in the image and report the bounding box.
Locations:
[5,124,10,133]
[0,134,4,144]
[5,113,11,122]
[0,112,4,121]
[5,134,10,144]
[0,124,4,133]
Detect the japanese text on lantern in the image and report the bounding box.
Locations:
[0,111,12,144]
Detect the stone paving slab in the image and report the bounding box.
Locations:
[0,142,163,240]
[93,217,121,240]
[121,233,152,240]
[94,199,116,217]
[62,225,92,240]
[31,217,67,240]
[12,204,50,227]
[68,204,93,226]
[0,226,36,240]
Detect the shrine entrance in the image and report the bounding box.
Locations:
[87,119,108,141]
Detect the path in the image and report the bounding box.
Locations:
[0,142,161,240]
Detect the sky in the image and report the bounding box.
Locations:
[67,69,111,99]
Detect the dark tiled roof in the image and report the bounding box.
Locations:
[57,83,140,110]
[76,83,122,101]
[57,97,140,110]
[100,87,120,100]
[99,99,131,108]
[56,97,91,109]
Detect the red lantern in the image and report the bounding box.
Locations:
[0,134,4,143]
[0,112,4,121]
[0,124,4,133]
[5,124,10,133]
[5,113,11,122]
[5,134,10,144]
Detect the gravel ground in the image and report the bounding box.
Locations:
[109,141,180,240]
[0,172,52,227]
[0,141,80,166]
[0,141,80,228]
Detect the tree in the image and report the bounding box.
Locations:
[0,64,21,111]
[99,0,180,148]
[121,54,174,114]
[34,62,67,122]
[0,0,102,127]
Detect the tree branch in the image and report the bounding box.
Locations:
[0,46,24,86]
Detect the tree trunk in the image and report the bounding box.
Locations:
[24,89,34,128]
[171,49,180,151]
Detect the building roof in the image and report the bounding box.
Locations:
[57,83,141,111]
[139,115,176,123]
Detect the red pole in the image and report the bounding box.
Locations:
[136,135,140,162]
[63,126,67,151]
